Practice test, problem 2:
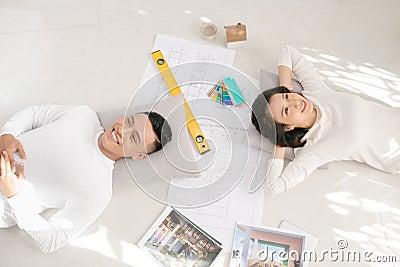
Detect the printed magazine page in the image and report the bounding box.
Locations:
[230,222,307,267]
[138,206,223,267]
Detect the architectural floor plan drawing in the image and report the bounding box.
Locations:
[177,155,265,252]
[137,34,265,252]
[141,34,236,85]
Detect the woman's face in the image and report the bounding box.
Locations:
[268,92,316,129]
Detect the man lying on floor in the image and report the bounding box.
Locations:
[0,104,172,252]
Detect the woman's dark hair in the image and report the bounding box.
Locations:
[143,111,172,154]
[251,86,308,148]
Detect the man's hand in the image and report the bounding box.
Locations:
[0,151,24,198]
[0,134,26,172]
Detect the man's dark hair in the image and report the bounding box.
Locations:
[251,86,308,148]
[143,111,172,154]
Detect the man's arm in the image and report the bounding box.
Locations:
[0,105,76,170]
[0,150,111,252]
[0,104,75,137]
[7,194,110,252]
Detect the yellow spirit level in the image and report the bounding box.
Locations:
[151,50,210,154]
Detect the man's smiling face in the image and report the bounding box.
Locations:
[99,113,158,161]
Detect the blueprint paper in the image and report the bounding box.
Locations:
[141,34,236,84]
[176,147,265,252]
[138,34,265,252]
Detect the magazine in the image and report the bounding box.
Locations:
[138,206,223,267]
[277,220,319,267]
[229,222,308,267]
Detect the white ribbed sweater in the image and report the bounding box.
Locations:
[266,46,400,193]
[0,105,114,252]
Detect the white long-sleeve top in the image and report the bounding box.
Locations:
[0,105,115,252]
[266,46,400,193]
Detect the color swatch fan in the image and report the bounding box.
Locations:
[207,77,245,105]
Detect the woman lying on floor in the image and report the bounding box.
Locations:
[252,45,400,193]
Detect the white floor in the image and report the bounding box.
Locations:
[1,1,400,267]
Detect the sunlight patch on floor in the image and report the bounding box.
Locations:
[70,226,171,267]
[300,47,400,108]
[325,191,360,207]
[120,240,160,267]
[332,227,369,242]
[327,204,350,215]
[137,10,148,16]
[71,225,117,259]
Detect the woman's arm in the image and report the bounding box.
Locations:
[278,46,325,91]
[265,153,325,193]
[272,145,286,160]
[278,65,293,91]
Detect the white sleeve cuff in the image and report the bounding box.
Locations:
[6,189,42,215]
[266,158,284,172]
[0,132,17,138]
[265,158,286,193]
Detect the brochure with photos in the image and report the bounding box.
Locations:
[138,206,223,267]
[230,222,307,267]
